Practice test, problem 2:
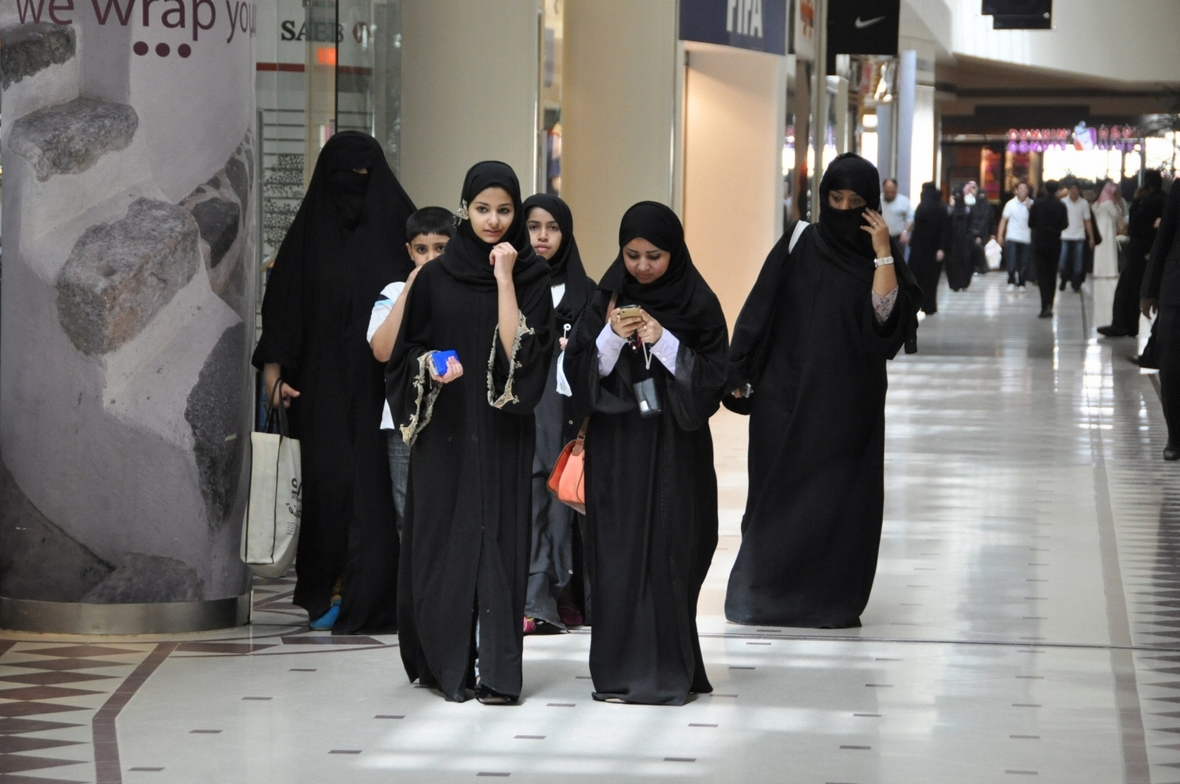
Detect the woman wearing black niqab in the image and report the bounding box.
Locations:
[946,185,976,291]
[723,153,920,629]
[252,131,416,634]
[520,194,595,632]
[909,182,951,314]
[563,201,728,705]
[388,161,554,704]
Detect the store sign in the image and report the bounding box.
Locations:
[1006,122,1141,153]
[793,0,815,60]
[679,0,788,56]
[828,0,900,58]
[16,0,256,47]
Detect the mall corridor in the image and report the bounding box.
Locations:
[0,274,1174,783]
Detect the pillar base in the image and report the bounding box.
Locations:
[0,594,250,635]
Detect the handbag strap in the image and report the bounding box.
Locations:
[264,379,290,437]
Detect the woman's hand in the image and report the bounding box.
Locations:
[263,362,301,409]
[490,243,517,285]
[429,354,464,384]
[936,250,945,262]
[559,337,569,351]
[860,208,893,258]
[637,310,664,345]
[609,307,644,339]
[1143,297,1160,320]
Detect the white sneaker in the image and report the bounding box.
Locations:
[1007,284,1016,292]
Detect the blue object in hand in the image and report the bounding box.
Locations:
[432,350,459,377]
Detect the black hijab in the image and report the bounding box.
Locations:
[252,131,416,371]
[818,153,880,261]
[521,193,594,323]
[438,161,547,293]
[914,182,945,223]
[597,201,725,347]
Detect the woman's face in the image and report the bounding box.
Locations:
[469,186,515,244]
[827,189,867,210]
[623,238,671,285]
[526,207,563,260]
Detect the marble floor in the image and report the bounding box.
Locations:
[2,272,1178,783]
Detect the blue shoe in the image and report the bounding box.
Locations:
[309,602,340,630]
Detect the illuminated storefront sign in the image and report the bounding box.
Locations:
[1007,122,1141,153]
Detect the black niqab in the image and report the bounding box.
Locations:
[597,201,726,345]
[251,131,416,635]
[915,182,945,222]
[439,161,548,293]
[818,153,880,261]
[522,193,595,324]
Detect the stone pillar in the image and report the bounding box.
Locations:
[0,0,257,633]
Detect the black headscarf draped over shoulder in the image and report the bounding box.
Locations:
[252,130,416,372]
[914,182,945,222]
[439,160,548,293]
[597,201,726,348]
[522,193,595,324]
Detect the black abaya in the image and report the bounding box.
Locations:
[909,185,949,314]
[389,162,554,702]
[724,154,920,629]
[1029,193,1069,314]
[1109,186,1165,334]
[565,202,728,705]
[252,131,415,634]
[521,194,595,630]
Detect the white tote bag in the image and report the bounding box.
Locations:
[242,406,302,579]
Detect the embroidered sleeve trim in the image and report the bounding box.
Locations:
[487,311,535,409]
[400,352,442,446]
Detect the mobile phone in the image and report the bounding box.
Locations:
[432,349,459,377]
[615,305,642,320]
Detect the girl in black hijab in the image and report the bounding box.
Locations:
[724,152,920,629]
[564,201,728,705]
[520,194,595,633]
[909,182,951,314]
[253,131,416,634]
[388,161,554,704]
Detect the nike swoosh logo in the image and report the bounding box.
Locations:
[855,15,886,28]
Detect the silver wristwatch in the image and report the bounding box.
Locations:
[874,255,895,269]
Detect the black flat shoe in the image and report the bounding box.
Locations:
[1038,310,1053,318]
[1165,445,1180,462]
[1097,325,1129,337]
[475,684,519,705]
[1059,279,1068,291]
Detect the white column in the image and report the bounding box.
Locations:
[895,49,917,195]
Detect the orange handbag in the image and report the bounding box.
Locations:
[547,418,588,514]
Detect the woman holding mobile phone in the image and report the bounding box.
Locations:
[562,201,728,705]
[387,161,555,704]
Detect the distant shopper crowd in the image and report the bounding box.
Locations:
[251,133,920,705]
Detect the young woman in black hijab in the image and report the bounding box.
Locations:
[388,161,554,704]
[253,131,416,634]
[723,153,920,629]
[908,182,950,315]
[563,201,728,705]
[946,185,975,291]
[520,194,595,633]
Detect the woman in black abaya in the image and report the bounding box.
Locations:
[946,185,974,291]
[723,153,920,629]
[521,194,595,633]
[908,182,950,315]
[388,162,554,704]
[253,131,415,634]
[564,201,728,705]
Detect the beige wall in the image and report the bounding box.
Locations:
[683,45,787,330]
[400,0,540,211]
[562,0,679,279]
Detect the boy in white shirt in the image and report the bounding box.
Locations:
[998,182,1033,290]
[367,206,454,534]
[1058,180,1095,293]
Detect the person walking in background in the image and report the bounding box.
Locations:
[253,131,417,634]
[1057,179,1095,293]
[947,186,975,291]
[368,207,455,538]
[1091,181,1126,279]
[1098,171,1166,338]
[881,177,914,251]
[965,181,995,276]
[998,181,1034,291]
[562,202,728,705]
[520,193,595,634]
[908,182,950,315]
[1028,180,1070,319]
[388,161,555,704]
[1141,182,1180,461]
[723,154,921,629]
